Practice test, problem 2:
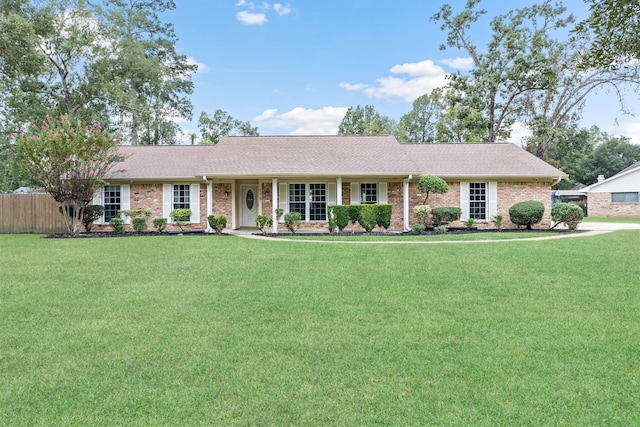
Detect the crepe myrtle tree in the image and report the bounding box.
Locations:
[11,114,126,234]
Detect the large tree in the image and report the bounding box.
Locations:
[92,0,197,145]
[0,0,196,145]
[338,105,397,136]
[397,89,444,143]
[574,0,640,68]
[431,0,573,142]
[11,115,126,233]
[521,35,640,159]
[197,110,259,145]
[578,133,640,185]
[0,0,109,128]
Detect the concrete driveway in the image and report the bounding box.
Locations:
[577,221,640,231]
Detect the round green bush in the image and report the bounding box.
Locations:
[132,216,147,233]
[551,203,584,230]
[509,200,545,229]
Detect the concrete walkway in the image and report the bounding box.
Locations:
[227,221,640,243]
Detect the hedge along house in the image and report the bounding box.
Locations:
[93,135,566,232]
[579,161,640,217]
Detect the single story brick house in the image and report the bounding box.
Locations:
[580,161,640,217]
[94,135,566,232]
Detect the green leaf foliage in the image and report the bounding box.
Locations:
[208,214,227,234]
[170,208,191,231]
[108,217,125,234]
[509,201,545,229]
[82,205,104,232]
[153,217,167,232]
[327,206,350,232]
[359,205,378,232]
[431,207,462,227]
[132,217,148,233]
[551,203,583,230]
[284,211,302,233]
[418,175,449,204]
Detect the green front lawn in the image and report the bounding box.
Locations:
[1,232,639,425]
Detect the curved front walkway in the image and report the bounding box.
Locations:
[230,222,639,243]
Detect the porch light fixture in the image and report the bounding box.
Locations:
[224,191,229,197]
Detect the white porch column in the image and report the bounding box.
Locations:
[403,177,411,232]
[206,179,213,232]
[336,177,343,205]
[272,178,278,234]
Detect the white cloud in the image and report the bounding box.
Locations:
[236,0,254,7]
[340,59,448,102]
[439,57,474,71]
[500,121,532,146]
[611,121,640,145]
[254,106,349,135]
[273,3,292,16]
[186,56,208,73]
[236,10,267,25]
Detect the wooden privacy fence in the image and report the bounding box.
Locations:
[0,194,67,234]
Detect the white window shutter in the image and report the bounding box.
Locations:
[163,184,172,222]
[378,182,388,204]
[279,183,288,221]
[190,183,200,223]
[488,182,498,219]
[121,184,131,224]
[93,187,103,224]
[460,182,470,221]
[350,182,360,204]
[327,182,337,206]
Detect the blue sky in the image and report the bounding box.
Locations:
[164,0,640,144]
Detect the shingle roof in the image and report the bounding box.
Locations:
[106,135,566,180]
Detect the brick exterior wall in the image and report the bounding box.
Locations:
[92,179,554,232]
[587,192,640,217]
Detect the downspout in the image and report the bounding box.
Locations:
[552,176,562,186]
[272,178,278,234]
[206,178,212,232]
[403,175,412,232]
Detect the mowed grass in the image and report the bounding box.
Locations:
[1,232,639,425]
[277,231,560,241]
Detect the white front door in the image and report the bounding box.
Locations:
[240,184,259,227]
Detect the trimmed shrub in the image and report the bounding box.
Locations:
[284,211,302,233]
[433,225,447,234]
[132,216,147,233]
[359,204,378,232]
[208,214,227,234]
[509,201,545,230]
[418,175,449,203]
[153,217,167,232]
[551,203,584,230]
[109,217,125,234]
[327,205,350,232]
[376,204,392,231]
[327,209,337,233]
[431,206,462,227]
[170,208,191,231]
[413,204,432,226]
[348,205,362,224]
[255,214,272,234]
[82,205,104,232]
[412,223,426,234]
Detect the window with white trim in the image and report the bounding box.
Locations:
[611,192,639,203]
[469,182,487,219]
[103,185,121,222]
[288,183,327,221]
[173,184,191,209]
[360,183,378,204]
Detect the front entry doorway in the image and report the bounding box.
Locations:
[240,184,259,227]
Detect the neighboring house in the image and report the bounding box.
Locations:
[580,161,640,217]
[94,135,566,232]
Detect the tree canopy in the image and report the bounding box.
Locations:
[574,0,640,68]
[11,115,126,233]
[338,105,397,136]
